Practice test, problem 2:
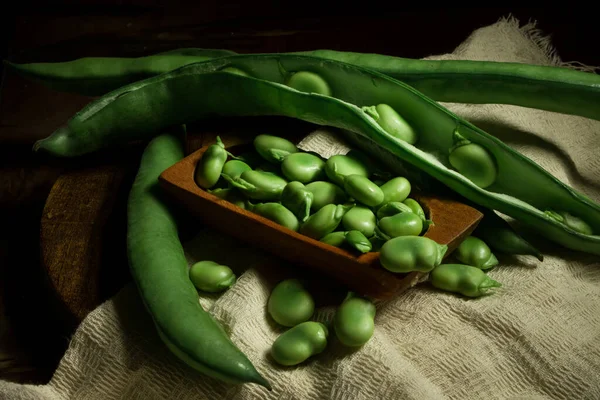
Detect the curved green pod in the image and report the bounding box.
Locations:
[10,47,600,122]
[296,49,600,122]
[4,48,237,96]
[127,129,269,388]
[34,54,600,255]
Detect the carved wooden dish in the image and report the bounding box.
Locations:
[159,134,483,300]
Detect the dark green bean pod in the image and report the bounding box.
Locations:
[13,48,600,122]
[474,207,544,261]
[32,54,600,255]
[127,128,269,388]
[4,48,237,96]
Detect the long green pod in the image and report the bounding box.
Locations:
[4,48,237,96]
[37,54,600,255]
[127,129,270,389]
[9,47,600,121]
[297,49,600,121]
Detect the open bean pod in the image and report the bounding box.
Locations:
[33,54,600,255]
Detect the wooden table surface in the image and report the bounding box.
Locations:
[1,5,598,385]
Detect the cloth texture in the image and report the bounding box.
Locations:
[2,16,600,400]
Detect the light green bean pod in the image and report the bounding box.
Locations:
[189,261,236,293]
[267,279,315,327]
[333,292,376,347]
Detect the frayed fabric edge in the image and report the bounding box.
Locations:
[498,14,600,73]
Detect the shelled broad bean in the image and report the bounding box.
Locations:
[193,134,435,264]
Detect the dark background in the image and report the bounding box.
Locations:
[0,3,598,386]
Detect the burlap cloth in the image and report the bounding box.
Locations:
[2,16,600,400]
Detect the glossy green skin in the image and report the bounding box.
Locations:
[334,294,376,347]
[281,152,326,183]
[300,203,351,239]
[194,137,228,189]
[270,321,329,366]
[222,159,252,180]
[226,170,287,201]
[344,175,384,208]
[376,201,414,220]
[448,132,497,189]
[325,154,370,187]
[127,130,269,388]
[344,230,372,253]
[280,181,313,222]
[474,207,543,261]
[454,236,499,270]
[252,202,300,231]
[286,71,332,96]
[379,236,448,273]
[254,134,298,164]
[430,263,502,298]
[300,49,600,122]
[379,177,411,205]
[267,279,315,327]
[403,198,426,221]
[305,181,348,212]
[4,48,238,96]
[220,66,249,76]
[546,210,594,235]
[365,103,417,144]
[33,54,600,255]
[378,212,423,238]
[342,206,376,238]
[320,231,346,248]
[189,261,236,293]
[17,47,600,122]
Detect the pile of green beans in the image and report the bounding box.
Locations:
[267,279,377,366]
[195,133,436,263]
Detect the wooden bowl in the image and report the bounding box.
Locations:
[158,135,483,300]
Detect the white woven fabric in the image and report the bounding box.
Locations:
[2,16,600,400]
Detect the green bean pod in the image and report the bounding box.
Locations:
[3,48,238,96]
[430,263,502,298]
[473,207,543,261]
[33,54,600,255]
[127,129,269,388]
[454,236,499,270]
